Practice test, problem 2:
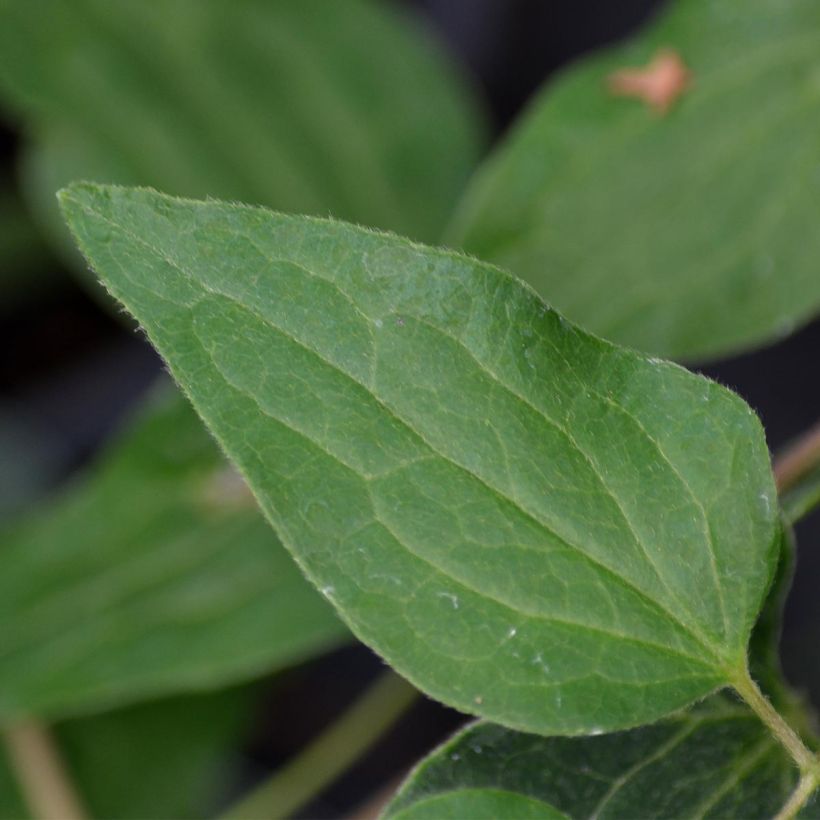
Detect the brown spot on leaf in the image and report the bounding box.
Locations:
[608,48,692,115]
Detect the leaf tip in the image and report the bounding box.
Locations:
[56,181,105,225]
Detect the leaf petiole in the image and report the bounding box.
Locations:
[220,670,417,820]
[774,420,820,525]
[3,721,87,820]
[733,667,817,772]
[733,666,820,816]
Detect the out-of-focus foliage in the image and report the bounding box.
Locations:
[0,0,484,262]
[1,684,255,819]
[0,747,26,820]
[0,389,346,720]
[0,408,63,519]
[0,185,52,296]
[449,0,820,362]
[0,0,485,721]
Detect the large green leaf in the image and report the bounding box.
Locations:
[387,697,820,819]
[0,0,483,249]
[1,684,256,819]
[60,184,779,735]
[447,0,820,362]
[0,387,346,721]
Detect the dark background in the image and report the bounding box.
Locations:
[2,1,817,815]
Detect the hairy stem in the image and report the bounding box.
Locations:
[734,668,818,773]
[221,670,417,820]
[3,721,87,820]
[774,421,820,494]
[735,669,820,816]
[775,772,819,820]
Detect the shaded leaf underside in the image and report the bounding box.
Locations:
[388,696,819,819]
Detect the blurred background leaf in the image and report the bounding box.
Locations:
[0,0,485,266]
[2,0,820,815]
[448,0,820,362]
[0,388,348,721]
[0,0,485,724]
[0,2,487,812]
[0,747,26,819]
[1,683,257,819]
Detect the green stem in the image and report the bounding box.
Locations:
[734,668,820,816]
[774,421,820,525]
[775,422,820,495]
[733,667,818,774]
[780,465,820,526]
[3,721,88,820]
[221,671,417,820]
[775,772,819,820]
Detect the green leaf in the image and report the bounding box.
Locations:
[387,697,820,819]
[390,789,567,820]
[55,687,252,819]
[60,184,779,735]
[0,387,347,721]
[447,0,820,362]
[0,0,483,250]
[1,685,256,819]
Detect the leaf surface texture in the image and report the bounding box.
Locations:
[388,697,820,819]
[60,184,780,734]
